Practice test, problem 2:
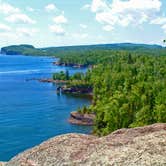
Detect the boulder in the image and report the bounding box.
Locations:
[4,123,166,166]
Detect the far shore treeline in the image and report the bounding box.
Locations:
[1,43,166,136]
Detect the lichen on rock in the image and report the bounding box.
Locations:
[3,123,166,166]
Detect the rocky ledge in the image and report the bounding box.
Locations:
[3,123,166,166]
[68,111,95,126]
[61,86,93,96]
[53,61,86,68]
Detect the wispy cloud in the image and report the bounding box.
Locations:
[26,7,35,12]
[45,3,57,12]
[5,13,36,24]
[80,24,87,29]
[81,4,90,10]
[0,1,36,25]
[0,23,11,32]
[0,2,20,14]
[49,24,65,35]
[16,27,39,37]
[49,14,68,35]
[53,15,68,24]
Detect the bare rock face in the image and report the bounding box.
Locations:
[4,123,166,166]
[0,162,6,166]
[68,111,95,126]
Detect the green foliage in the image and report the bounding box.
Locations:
[3,43,166,136]
[1,45,49,56]
[2,43,166,65]
[78,105,92,114]
[53,70,70,80]
[71,72,84,80]
[82,53,166,136]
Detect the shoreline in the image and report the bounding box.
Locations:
[27,78,94,126]
[53,61,88,68]
[33,78,94,126]
[68,111,95,126]
[26,78,68,84]
[27,78,93,96]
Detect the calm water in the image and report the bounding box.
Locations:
[0,54,91,161]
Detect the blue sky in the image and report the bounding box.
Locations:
[0,0,166,47]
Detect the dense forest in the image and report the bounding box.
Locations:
[1,43,166,136]
[1,43,166,66]
[87,54,166,135]
[53,51,166,136]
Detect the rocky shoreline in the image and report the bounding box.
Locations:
[27,78,93,96]
[68,111,95,126]
[27,78,94,126]
[26,78,68,84]
[2,123,166,166]
[53,61,87,68]
[61,86,93,96]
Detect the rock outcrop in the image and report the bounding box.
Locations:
[3,123,166,166]
[69,111,95,125]
[53,61,86,68]
[0,162,6,166]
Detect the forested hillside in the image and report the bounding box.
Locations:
[87,54,166,135]
[1,43,165,66]
[56,52,166,136]
[1,43,166,136]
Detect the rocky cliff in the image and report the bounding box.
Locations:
[2,123,166,166]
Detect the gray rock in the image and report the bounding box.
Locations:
[0,162,6,166]
[3,123,166,166]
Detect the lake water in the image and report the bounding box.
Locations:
[0,54,91,161]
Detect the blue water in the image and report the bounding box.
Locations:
[0,54,91,161]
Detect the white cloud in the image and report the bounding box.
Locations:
[91,0,108,13]
[110,0,161,13]
[0,26,38,41]
[81,4,91,10]
[150,16,166,33]
[53,15,68,24]
[90,0,162,31]
[45,4,57,12]
[0,2,36,25]
[26,7,35,12]
[0,2,20,14]
[80,24,87,29]
[50,12,68,35]
[103,25,114,31]
[16,28,39,37]
[0,23,11,32]
[49,24,65,35]
[151,17,166,25]
[5,13,36,24]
